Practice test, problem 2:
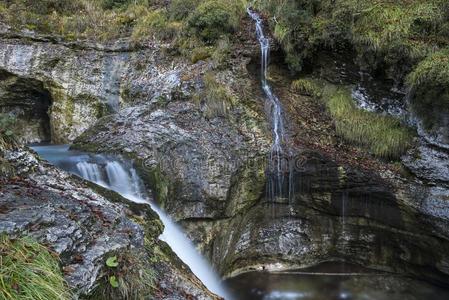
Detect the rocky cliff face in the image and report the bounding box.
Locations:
[72,47,449,290]
[0,25,187,144]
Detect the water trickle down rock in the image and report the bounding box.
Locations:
[247,8,292,202]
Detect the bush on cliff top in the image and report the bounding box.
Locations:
[256,0,449,76]
[187,0,243,43]
[0,234,71,300]
[0,0,246,44]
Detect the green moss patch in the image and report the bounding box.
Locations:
[0,234,71,300]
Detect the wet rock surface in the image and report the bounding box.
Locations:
[72,58,271,221]
[0,145,219,299]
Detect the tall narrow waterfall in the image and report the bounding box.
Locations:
[247,8,291,202]
[31,145,230,299]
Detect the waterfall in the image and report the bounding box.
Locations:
[81,160,229,297]
[247,8,291,202]
[31,145,230,299]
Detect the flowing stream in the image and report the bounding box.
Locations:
[247,8,291,201]
[31,144,230,299]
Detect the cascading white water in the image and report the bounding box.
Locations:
[31,145,230,299]
[76,161,107,187]
[78,161,229,297]
[247,8,290,201]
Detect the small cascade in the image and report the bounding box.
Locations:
[31,145,230,299]
[247,8,291,202]
[104,161,142,200]
[76,161,107,187]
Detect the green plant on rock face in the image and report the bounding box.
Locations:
[256,0,449,76]
[211,36,232,68]
[187,0,243,43]
[0,114,17,150]
[191,46,212,63]
[406,48,449,129]
[0,234,71,300]
[88,250,155,300]
[195,72,234,119]
[323,86,414,160]
[291,78,321,97]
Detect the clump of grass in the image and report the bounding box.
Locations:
[324,87,414,160]
[211,36,232,68]
[351,0,445,61]
[190,46,212,63]
[131,9,177,41]
[291,78,322,97]
[0,234,71,300]
[195,72,234,119]
[87,249,155,300]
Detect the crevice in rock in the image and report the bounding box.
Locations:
[0,69,52,144]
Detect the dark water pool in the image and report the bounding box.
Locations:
[224,263,449,300]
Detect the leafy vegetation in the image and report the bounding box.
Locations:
[88,249,155,300]
[0,0,246,44]
[256,0,449,77]
[0,234,71,300]
[187,0,242,43]
[322,86,413,159]
[0,0,245,68]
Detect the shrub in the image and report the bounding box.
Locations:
[323,87,413,159]
[169,0,200,21]
[187,0,242,43]
[0,234,71,300]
